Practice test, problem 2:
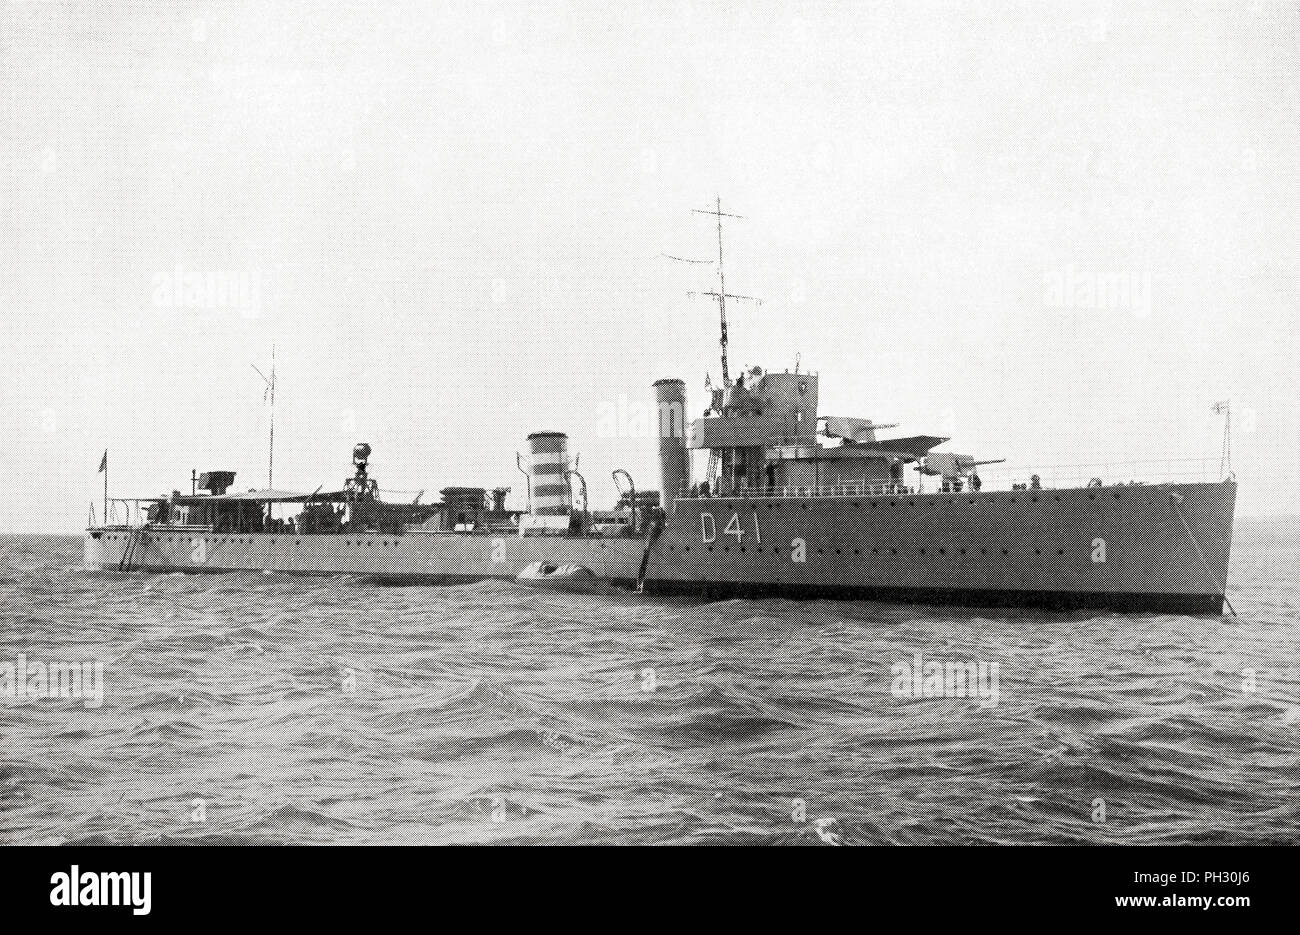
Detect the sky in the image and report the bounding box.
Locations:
[1,0,1297,533]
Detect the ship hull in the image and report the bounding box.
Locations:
[644,481,1236,614]
[83,481,1236,614]
[83,529,646,586]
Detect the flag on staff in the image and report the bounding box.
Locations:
[1211,400,1230,414]
[98,450,107,473]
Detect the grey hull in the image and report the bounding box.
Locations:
[85,480,1235,614]
[643,480,1236,614]
[84,528,646,587]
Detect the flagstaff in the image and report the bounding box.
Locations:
[98,449,107,525]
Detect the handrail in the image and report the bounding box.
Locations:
[678,457,1230,501]
[682,482,913,500]
[968,457,1223,492]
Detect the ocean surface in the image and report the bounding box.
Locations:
[2,521,1297,846]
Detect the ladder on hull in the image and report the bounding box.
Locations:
[635,521,664,593]
[118,528,143,572]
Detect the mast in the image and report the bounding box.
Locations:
[1213,399,1231,477]
[252,343,277,488]
[269,343,275,488]
[689,197,759,387]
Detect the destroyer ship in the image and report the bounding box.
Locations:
[85,204,1237,614]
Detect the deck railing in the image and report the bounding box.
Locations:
[680,458,1228,501]
[972,457,1223,493]
[95,498,150,529]
[687,482,915,499]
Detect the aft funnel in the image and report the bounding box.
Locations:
[526,431,571,515]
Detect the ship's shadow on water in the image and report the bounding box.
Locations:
[2,530,1297,845]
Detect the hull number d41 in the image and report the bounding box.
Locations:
[700,511,762,545]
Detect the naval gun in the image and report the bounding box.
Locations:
[915,452,1006,491]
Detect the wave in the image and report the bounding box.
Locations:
[2,532,1297,845]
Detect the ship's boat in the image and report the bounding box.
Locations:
[513,561,605,593]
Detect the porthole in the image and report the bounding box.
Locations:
[920,548,926,555]
[1002,548,1009,555]
[939,548,946,555]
